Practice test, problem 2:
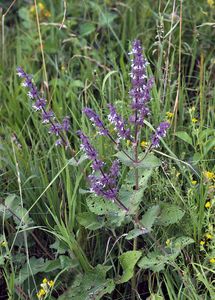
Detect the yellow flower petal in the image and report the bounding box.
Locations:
[191,118,198,123]
[205,233,213,240]
[48,280,54,287]
[205,201,211,208]
[191,180,197,185]
[209,258,215,263]
[200,240,205,246]
[140,140,148,148]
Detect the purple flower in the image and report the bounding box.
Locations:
[17,67,70,147]
[88,160,120,200]
[107,104,131,140]
[129,40,153,126]
[151,122,170,148]
[83,108,108,136]
[62,116,70,132]
[49,123,62,136]
[32,98,47,111]
[77,131,98,161]
[42,110,54,123]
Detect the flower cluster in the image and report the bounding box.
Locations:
[151,122,170,148]
[37,278,54,299]
[129,39,154,126]
[78,40,170,201]
[78,131,120,200]
[83,108,108,136]
[107,104,131,140]
[17,67,70,146]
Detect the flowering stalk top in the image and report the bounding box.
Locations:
[17,67,70,146]
[129,40,154,126]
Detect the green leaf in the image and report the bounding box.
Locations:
[80,23,96,36]
[86,196,120,216]
[156,204,185,226]
[77,212,105,230]
[117,251,142,284]
[115,152,161,169]
[0,256,4,266]
[68,154,88,166]
[175,131,193,146]
[119,187,144,215]
[0,194,16,219]
[126,228,149,240]
[172,236,194,250]
[140,205,160,230]
[138,251,167,272]
[16,257,45,284]
[58,265,115,300]
[98,12,117,27]
[137,154,161,169]
[203,137,215,156]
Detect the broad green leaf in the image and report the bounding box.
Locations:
[86,196,120,216]
[156,204,185,226]
[80,23,96,36]
[69,154,88,166]
[117,251,142,284]
[175,131,193,146]
[140,205,160,230]
[203,138,215,156]
[115,152,161,169]
[138,251,167,272]
[126,228,149,240]
[98,12,117,26]
[137,154,161,169]
[0,194,19,219]
[16,257,45,284]
[77,212,105,230]
[0,256,4,266]
[119,187,144,215]
[58,265,114,300]
[172,236,194,250]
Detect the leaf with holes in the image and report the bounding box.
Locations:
[156,204,185,226]
[77,212,105,230]
[140,205,160,230]
[117,251,142,284]
[58,265,114,300]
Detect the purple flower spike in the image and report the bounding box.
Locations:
[129,40,153,126]
[77,131,98,161]
[83,108,108,136]
[32,98,47,111]
[49,123,62,136]
[151,121,170,148]
[42,110,54,123]
[107,104,131,140]
[62,116,70,132]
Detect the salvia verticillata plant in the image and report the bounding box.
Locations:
[79,39,170,211]
[16,40,195,299]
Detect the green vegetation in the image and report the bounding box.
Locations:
[0,1,215,299]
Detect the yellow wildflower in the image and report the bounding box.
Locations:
[166,112,174,119]
[126,140,131,147]
[140,140,148,148]
[191,180,197,185]
[48,280,54,287]
[203,171,215,181]
[42,278,48,284]
[200,240,205,246]
[165,239,171,246]
[205,233,213,240]
[37,288,46,299]
[207,0,214,7]
[192,118,198,123]
[38,2,45,10]
[0,241,7,247]
[30,5,36,14]
[209,258,215,263]
[176,172,181,178]
[205,201,211,208]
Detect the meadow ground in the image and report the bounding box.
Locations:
[0,1,215,299]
